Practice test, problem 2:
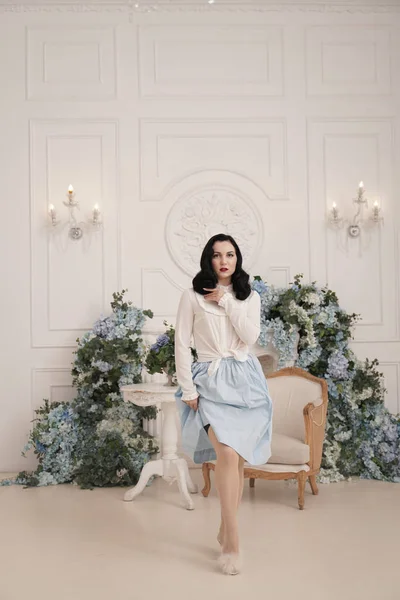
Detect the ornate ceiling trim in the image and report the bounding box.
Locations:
[1,0,399,14]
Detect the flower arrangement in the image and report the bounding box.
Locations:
[145,322,176,383]
[3,278,398,489]
[145,321,197,385]
[1,290,159,489]
[252,274,400,483]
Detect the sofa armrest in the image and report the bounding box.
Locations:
[303,401,328,471]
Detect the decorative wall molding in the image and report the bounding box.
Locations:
[0,2,130,13]
[139,118,288,202]
[30,118,120,348]
[378,361,400,414]
[1,1,400,14]
[307,117,397,344]
[138,25,283,98]
[31,367,75,414]
[26,25,118,101]
[269,266,291,288]
[141,268,184,316]
[322,131,384,327]
[165,181,263,276]
[305,26,392,96]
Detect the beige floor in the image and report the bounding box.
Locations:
[0,469,399,600]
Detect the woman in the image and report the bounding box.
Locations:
[174,233,273,575]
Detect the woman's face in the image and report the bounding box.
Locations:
[211,241,237,284]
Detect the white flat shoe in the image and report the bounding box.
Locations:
[218,552,242,575]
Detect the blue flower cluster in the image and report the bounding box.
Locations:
[327,351,351,380]
[259,317,299,369]
[92,360,113,373]
[252,275,400,483]
[150,333,170,354]
[91,306,145,342]
[1,291,158,489]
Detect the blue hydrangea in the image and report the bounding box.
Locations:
[253,274,400,484]
[260,318,298,369]
[35,441,46,454]
[92,315,116,340]
[327,351,351,380]
[297,345,322,369]
[0,292,159,489]
[252,280,268,294]
[92,360,113,373]
[150,333,170,353]
[314,305,338,327]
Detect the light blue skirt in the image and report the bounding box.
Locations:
[175,354,273,465]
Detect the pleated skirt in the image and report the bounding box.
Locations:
[175,354,273,465]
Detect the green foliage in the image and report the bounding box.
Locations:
[145,321,197,379]
[2,290,159,490]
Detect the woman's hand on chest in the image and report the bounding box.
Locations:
[203,288,225,304]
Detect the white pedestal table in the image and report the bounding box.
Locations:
[120,382,198,510]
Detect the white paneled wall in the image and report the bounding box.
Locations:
[30,119,119,347]
[26,25,117,100]
[0,0,399,471]
[307,118,397,342]
[139,24,284,97]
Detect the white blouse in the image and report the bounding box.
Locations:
[174,284,261,401]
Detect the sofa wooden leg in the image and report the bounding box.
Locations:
[201,463,211,497]
[308,474,319,495]
[249,478,255,488]
[297,471,307,510]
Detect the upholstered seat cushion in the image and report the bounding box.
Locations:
[206,433,310,467]
[268,432,310,465]
[206,460,310,473]
[245,462,310,473]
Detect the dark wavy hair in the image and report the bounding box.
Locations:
[192,233,251,301]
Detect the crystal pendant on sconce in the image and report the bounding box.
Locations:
[69,226,83,240]
[348,224,361,238]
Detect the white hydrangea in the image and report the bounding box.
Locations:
[334,430,353,442]
[358,387,373,400]
[303,292,321,306]
[315,311,328,324]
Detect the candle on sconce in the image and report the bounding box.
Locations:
[67,185,75,204]
[372,200,381,221]
[359,181,364,189]
[331,201,339,221]
[92,203,101,224]
[48,203,56,225]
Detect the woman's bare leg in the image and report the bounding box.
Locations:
[238,457,245,507]
[217,456,245,547]
[208,427,240,555]
[217,514,224,547]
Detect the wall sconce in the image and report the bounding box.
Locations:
[328,182,383,238]
[47,185,103,241]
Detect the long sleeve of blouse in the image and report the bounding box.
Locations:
[217,291,261,346]
[174,289,198,401]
